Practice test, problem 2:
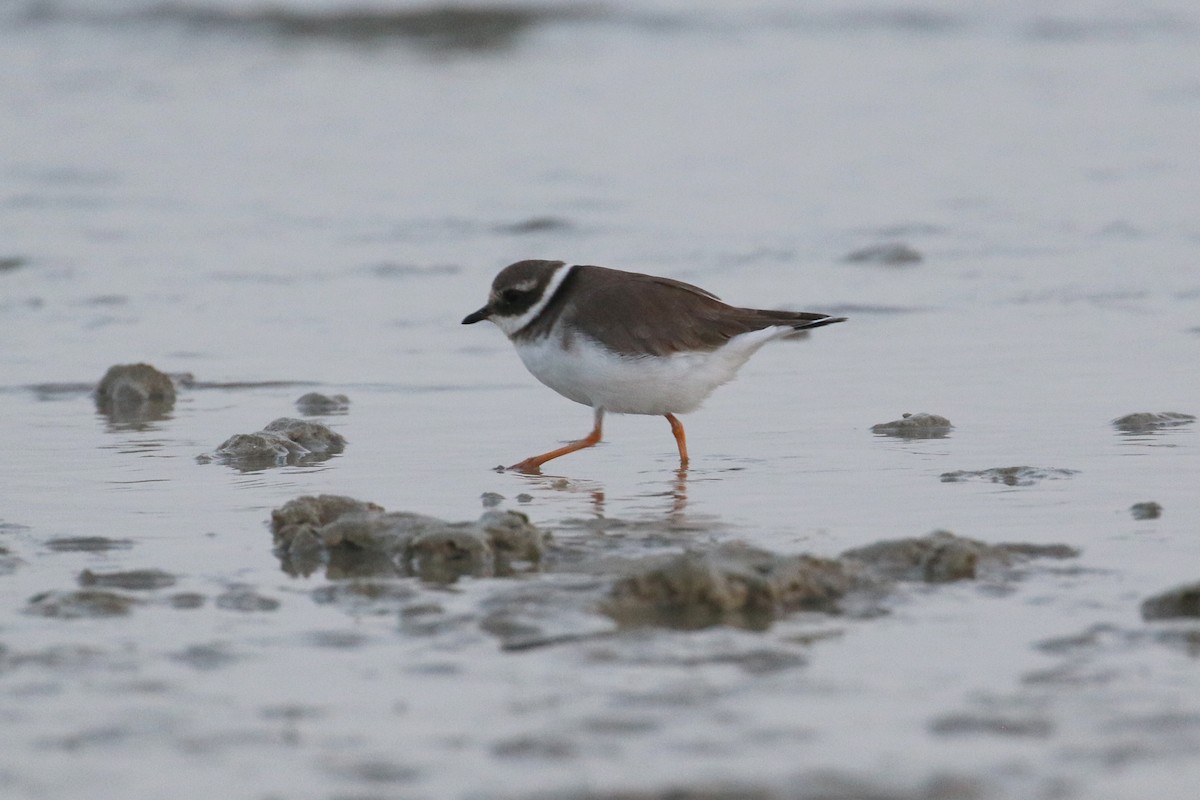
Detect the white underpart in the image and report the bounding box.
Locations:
[513,325,794,416]
[491,263,573,337]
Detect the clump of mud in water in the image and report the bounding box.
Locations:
[295,392,350,415]
[270,499,1076,634]
[495,216,574,234]
[26,589,139,618]
[1142,582,1200,620]
[78,568,176,591]
[842,242,923,265]
[1112,411,1195,433]
[940,466,1078,486]
[216,585,280,612]
[270,494,545,582]
[83,4,600,52]
[843,530,1077,583]
[0,544,21,576]
[605,531,1078,630]
[604,545,869,631]
[94,363,177,424]
[45,536,134,552]
[200,417,346,470]
[312,580,418,614]
[1131,501,1163,520]
[871,412,953,439]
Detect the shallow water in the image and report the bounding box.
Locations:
[3,1,1200,798]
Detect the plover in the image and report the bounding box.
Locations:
[463,259,845,473]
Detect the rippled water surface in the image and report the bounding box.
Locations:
[3,1,1200,798]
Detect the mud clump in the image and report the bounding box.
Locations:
[118,4,593,52]
[605,545,871,630]
[270,500,1075,634]
[940,466,1078,486]
[270,495,545,582]
[871,412,953,439]
[495,216,574,235]
[95,363,175,404]
[202,417,346,470]
[0,544,21,576]
[311,580,418,613]
[169,593,206,609]
[262,418,346,452]
[930,713,1053,738]
[1131,501,1163,520]
[843,530,1078,583]
[295,392,350,415]
[844,531,982,582]
[46,536,134,553]
[26,589,138,618]
[78,568,176,591]
[94,363,177,423]
[271,494,383,532]
[216,586,280,612]
[843,242,923,265]
[605,531,1077,631]
[172,643,237,671]
[1141,582,1200,620]
[1113,411,1195,433]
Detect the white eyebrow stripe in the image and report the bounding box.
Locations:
[494,263,574,337]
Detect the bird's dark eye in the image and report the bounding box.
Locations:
[500,288,524,303]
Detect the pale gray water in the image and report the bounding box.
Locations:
[2,1,1200,798]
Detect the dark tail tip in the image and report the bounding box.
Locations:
[794,315,847,331]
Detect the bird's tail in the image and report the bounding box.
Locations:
[733,307,848,335]
[791,314,846,331]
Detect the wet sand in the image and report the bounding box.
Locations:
[2,1,1200,798]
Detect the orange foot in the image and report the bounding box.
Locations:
[508,412,604,474]
[508,457,547,475]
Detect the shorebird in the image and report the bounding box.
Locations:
[463,259,845,473]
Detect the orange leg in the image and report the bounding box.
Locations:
[665,413,689,469]
[509,409,604,474]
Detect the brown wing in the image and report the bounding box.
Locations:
[563,266,839,357]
